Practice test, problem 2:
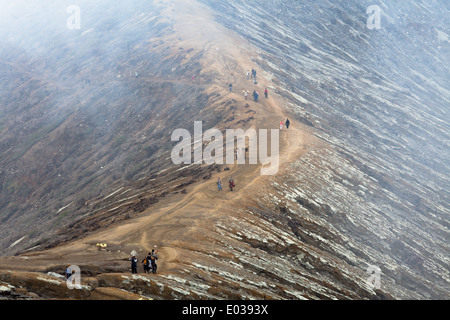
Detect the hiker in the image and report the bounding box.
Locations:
[264,88,268,98]
[286,119,290,129]
[246,70,250,80]
[244,90,248,100]
[65,265,71,279]
[229,83,232,92]
[280,120,284,130]
[150,249,158,274]
[142,254,151,274]
[150,253,155,273]
[253,90,259,102]
[251,68,255,78]
[130,255,138,274]
[218,177,223,191]
[229,177,235,191]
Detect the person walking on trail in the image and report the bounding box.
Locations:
[264,88,268,99]
[246,70,250,80]
[229,177,235,191]
[150,255,154,273]
[280,120,284,130]
[130,255,138,274]
[253,90,259,102]
[150,248,159,274]
[285,119,290,129]
[229,83,233,92]
[244,90,248,100]
[218,177,223,191]
[142,256,147,274]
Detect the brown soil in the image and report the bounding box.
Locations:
[0,0,317,300]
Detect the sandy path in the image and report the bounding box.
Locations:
[0,0,313,277]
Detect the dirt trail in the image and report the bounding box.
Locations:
[0,0,313,282]
[91,54,309,274]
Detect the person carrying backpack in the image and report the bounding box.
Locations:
[142,254,152,274]
[142,256,147,273]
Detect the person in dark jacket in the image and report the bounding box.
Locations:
[130,255,138,274]
[285,119,290,129]
[229,178,235,191]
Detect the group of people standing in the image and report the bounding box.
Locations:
[130,248,158,274]
[244,68,270,102]
[247,68,257,80]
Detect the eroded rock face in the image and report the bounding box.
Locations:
[0,0,448,300]
[200,0,450,299]
[0,0,231,256]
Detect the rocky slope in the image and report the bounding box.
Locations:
[0,0,448,300]
[0,0,230,255]
[202,0,449,299]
